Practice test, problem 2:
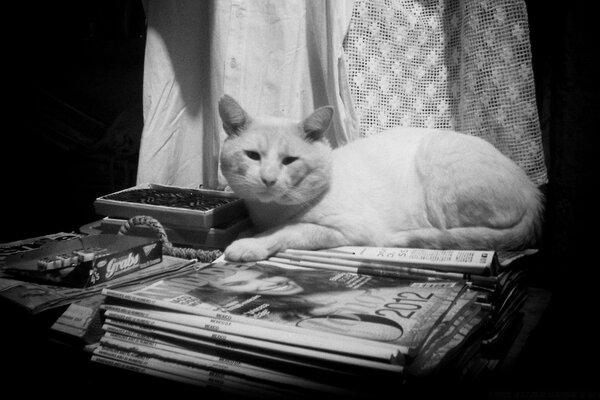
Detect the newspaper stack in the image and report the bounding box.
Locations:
[90,247,532,397]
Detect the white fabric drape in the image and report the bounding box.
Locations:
[137,0,357,189]
[138,1,213,188]
[137,0,546,189]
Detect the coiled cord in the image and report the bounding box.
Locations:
[117,215,223,263]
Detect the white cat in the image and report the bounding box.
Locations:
[218,95,544,262]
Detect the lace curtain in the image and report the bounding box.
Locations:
[343,0,547,185]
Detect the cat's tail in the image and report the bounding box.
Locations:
[389,200,544,251]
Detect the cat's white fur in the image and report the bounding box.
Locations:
[218,95,544,262]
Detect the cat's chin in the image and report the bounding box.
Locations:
[253,192,295,205]
[252,193,279,203]
[249,190,310,206]
[241,188,282,203]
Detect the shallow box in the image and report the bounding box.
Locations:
[2,234,162,288]
[93,184,247,229]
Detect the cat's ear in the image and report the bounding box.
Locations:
[302,106,334,142]
[219,95,250,136]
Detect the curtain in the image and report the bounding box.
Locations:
[137,1,214,188]
[343,0,547,185]
[137,0,357,189]
[137,0,546,189]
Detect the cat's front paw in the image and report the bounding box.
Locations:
[224,238,272,262]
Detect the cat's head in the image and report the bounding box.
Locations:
[218,95,333,205]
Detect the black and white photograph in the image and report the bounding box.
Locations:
[1,1,596,399]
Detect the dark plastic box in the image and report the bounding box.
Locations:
[93,184,247,229]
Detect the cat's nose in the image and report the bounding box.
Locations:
[261,177,276,187]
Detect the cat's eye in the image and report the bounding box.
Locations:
[244,150,261,161]
[282,156,299,165]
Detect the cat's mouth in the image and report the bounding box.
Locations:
[253,186,298,205]
[254,177,328,205]
[254,191,277,202]
[251,174,325,205]
[251,185,282,202]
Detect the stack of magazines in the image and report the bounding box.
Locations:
[90,247,534,397]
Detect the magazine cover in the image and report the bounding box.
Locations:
[103,261,467,357]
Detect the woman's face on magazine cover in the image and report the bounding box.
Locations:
[210,270,304,295]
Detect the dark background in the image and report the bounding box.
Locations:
[1,0,598,397]
[4,0,146,243]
